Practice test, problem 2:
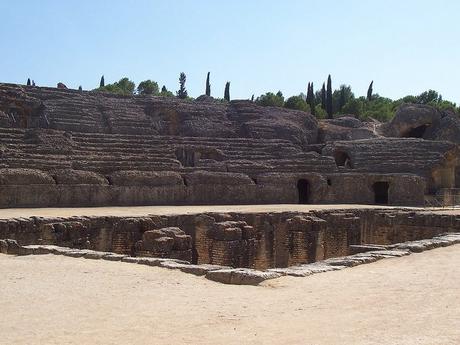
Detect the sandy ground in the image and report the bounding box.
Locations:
[1,247,459,345]
[0,204,458,218]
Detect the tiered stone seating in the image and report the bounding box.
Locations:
[0,127,337,175]
[323,138,458,175]
[0,83,319,145]
[0,83,457,208]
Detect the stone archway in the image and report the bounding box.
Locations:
[402,124,430,138]
[334,150,353,169]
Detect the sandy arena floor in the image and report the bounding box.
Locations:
[1,246,459,345]
[0,204,458,218]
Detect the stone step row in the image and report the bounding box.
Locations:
[267,232,460,278]
[71,132,292,144]
[72,139,294,150]
[0,240,231,280]
[4,152,179,162]
[2,233,458,286]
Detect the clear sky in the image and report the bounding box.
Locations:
[1,0,459,103]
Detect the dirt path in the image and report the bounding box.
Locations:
[0,204,457,219]
[1,246,459,345]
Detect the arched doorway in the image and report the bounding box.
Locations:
[297,179,310,204]
[402,124,430,138]
[334,150,353,168]
[373,182,389,205]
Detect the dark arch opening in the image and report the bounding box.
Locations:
[297,179,310,204]
[334,150,353,168]
[373,182,389,205]
[402,124,430,138]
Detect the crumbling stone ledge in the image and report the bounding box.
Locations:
[1,233,459,286]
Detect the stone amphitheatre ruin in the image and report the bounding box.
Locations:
[0,82,459,284]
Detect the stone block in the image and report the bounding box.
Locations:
[84,251,109,260]
[160,261,226,276]
[63,250,85,258]
[121,256,140,264]
[152,237,174,253]
[169,249,192,263]
[172,234,192,251]
[206,268,281,285]
[102,254,127,261]
[209,227,242,241]
[142,229,168,243]
[0,239,8,254]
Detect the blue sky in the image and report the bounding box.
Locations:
[1,0,459,103]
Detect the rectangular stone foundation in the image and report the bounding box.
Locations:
[0,208,458,269]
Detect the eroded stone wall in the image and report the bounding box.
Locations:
[0,209,457,269]
[0,169,426,207]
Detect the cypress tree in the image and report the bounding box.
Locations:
[161,85,167,93]
[100,75,105,87]
[32,80,35,86]
[224,82,230,101]
[326,75,333,118]
[27,78,31,86]
[306,82,311,105]
[309,82,316,116]
[205,72,211,96]
[367,81,373,101]
[177,72,188,99]
[251,94,254,102]
[78,85,83,91]
[321,83,326,109]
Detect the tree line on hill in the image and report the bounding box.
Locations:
[26,72,458,122]
[255,75,458,121]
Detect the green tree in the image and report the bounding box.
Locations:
[137,80,159,95]
[97,77,135,95]
[398,90,457,112]
[285,95,310,112]
[362,95,395,121]
[224,82,230,101]
[78,85,82,91]
[115,77,135,95]
[342,98,364,116]
[333,85,354,114]
[435,100,457,111]
[321,82,326,110]
[205,72,211,96]
[160,85,174,97]
[256,91,285,107]
[100,75,105,87]
[326,75,333,118]
[307,82,316,116]
[416,90,441,104]
[401,95,417,103]
[339,86,346,112]
[27,78,31,86]
[367,81,373,101]
[314,104,327,119]
[177,72,188,99]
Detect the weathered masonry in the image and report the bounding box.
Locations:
[1,209,458,269]
[0,83,459,207]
